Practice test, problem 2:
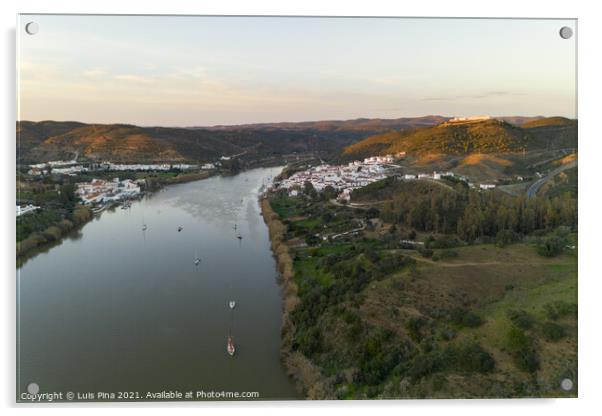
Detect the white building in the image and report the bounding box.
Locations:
[76,178,141,205]
[52,165,89,176]
[449,116,491,123]
[16,204,40,217]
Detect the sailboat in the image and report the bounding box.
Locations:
[227,335,235,356]
[178,226,183,232]
[229,300,236,309]
[142,223,147,231]
[236,234,242,240]
[194,249,201,266]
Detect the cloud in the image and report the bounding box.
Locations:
[423,91,523,101]
[83,68,108,78]
[114,74,154,84]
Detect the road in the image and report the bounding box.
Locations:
[526,160,577,198]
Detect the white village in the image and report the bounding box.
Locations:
[272,152,496,202]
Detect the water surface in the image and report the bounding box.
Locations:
[17,167,298,401]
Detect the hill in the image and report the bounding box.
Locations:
[343,118,578,160]
[202,115,449,132]
[17,122,363,164]
[17,117,449,164]
[521,117,578,150]
[344,119,530,159]
[522,116,576,129]
[496,116,544,126]
[265,181,577,399]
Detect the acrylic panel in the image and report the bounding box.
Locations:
[16,15,577,402]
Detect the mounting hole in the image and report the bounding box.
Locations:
[560,378,573,391]
[27,382,40,394]
[559,26,573,40]
[25,22,39,35]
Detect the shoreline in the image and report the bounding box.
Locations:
[16,170,216,263]
[259,195,333,399]
[16,162,286,263]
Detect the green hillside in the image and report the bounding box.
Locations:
[344,119,530,157]
[522,117,576,129]
[344,118,577,159]
[521,117,578,150]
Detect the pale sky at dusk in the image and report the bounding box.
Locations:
[17,15,576,126]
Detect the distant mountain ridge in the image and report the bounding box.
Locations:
[17,116,571,164]
[16,116,449,164]
[202,115,450,132]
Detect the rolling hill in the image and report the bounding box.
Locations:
[17,117,449,164]
[206,115,449,132]
[343,117,577,160]
[521,117,578,150]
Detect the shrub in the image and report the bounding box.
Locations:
[506,325,528,351]
[57,219,74,232]
[418,247,434,258]
[451,308,484,328]
[430,235,460,249]
[536,235,566,257]
[541,322,566,342]
[42,226,62,242]
[406,316,426,342]
[443,342,495,373]
[507,309,535,330]
[408,353,440,381]
[544,301,577,320]
[305,234,321,246]
[496,229,519,247]
[438,249,459,259]
[506,326,539,373]
[72,207,92,225]
[407,341,494,381]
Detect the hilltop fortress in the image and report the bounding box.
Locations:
[447,115,492,124]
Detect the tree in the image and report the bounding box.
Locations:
[321,185,337,201]
[536,234,566,257]
[303,181,318,199]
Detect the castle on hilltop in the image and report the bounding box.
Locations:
[448,115,491,123]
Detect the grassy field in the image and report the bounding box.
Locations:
[349,242,577,398]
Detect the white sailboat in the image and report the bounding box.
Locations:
[194,249,201,266]
[229,300,236,309]
[227,334,235,356]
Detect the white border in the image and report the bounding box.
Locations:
[2,1,600,415]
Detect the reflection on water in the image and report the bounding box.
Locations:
[17,167,298,401]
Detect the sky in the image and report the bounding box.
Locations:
[17,15,577,126]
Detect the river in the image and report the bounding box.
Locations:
[17,166,299,401]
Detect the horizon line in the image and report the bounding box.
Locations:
[16,114,574,129]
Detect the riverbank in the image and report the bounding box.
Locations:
[16,171,216,262]
[259,196,333,399]
[16,205,93,262]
